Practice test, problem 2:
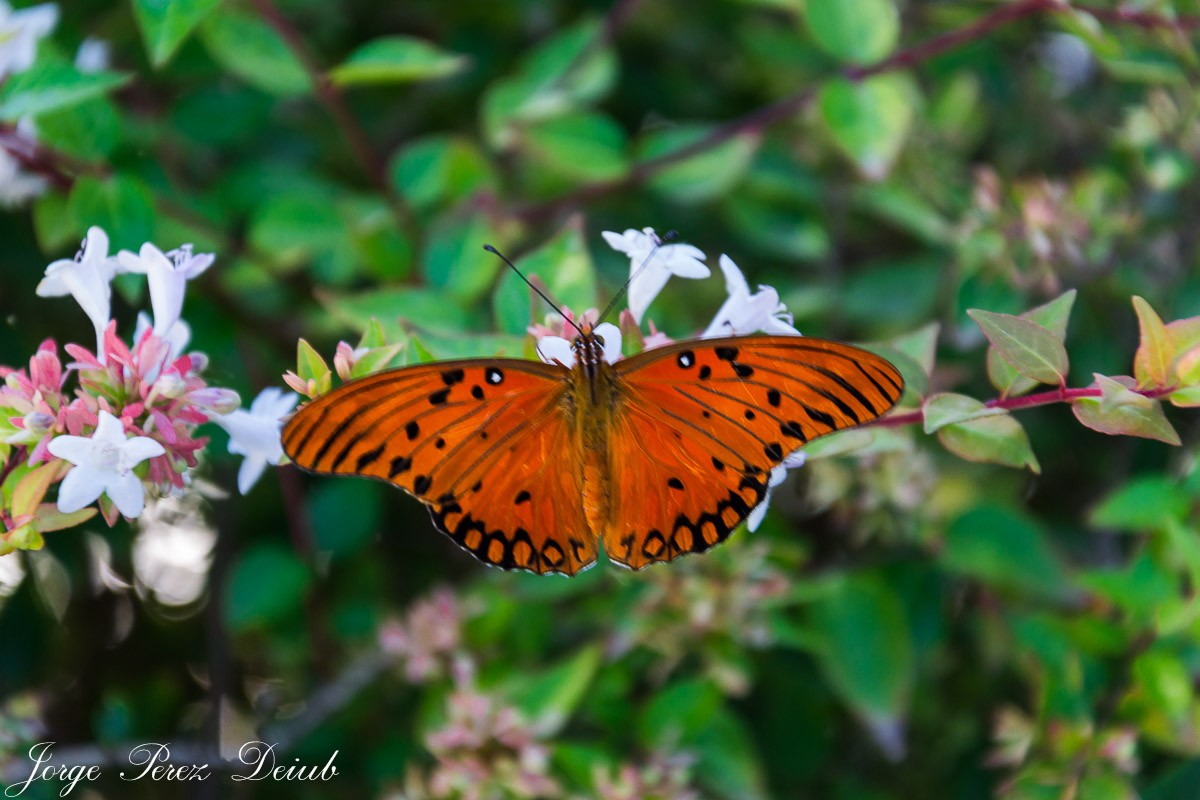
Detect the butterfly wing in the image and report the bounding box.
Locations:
[603,336,904,569]
[281,360,598,575]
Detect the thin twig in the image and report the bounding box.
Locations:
[247,0,420,251]
[0,649,392,784]
[514,0,1200,221]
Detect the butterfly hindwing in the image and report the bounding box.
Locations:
[604,336,904,569]
[281,359,598,575]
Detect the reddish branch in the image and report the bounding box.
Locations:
[515,0,1200,220]
[870,383,1178,429]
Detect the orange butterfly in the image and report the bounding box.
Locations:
[281,320,903,576]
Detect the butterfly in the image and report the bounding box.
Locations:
[281,320,904,576]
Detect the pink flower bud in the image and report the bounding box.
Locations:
[188,387,241,415]
[188,352,209,373]
[153,372,188,400]
[333,341,356,382]
[24,411,54,435]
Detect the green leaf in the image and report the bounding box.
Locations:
[1091,476,1190,533]
[922,393,1005,434]
[481,17,616,148]
[319,287,475,340]
[424,211,510,303]
[132,0,223,67]
[0,63,130,121]
[507,645,601,734]
[492,220,597,335]
[809,574,914,724]
[1072,374,1180,445]
[309,481,379,557]
[1168,385,1200,407]
[937,411,1040,473]
[33,97,121,161]
[329,36,468,86]
[1134,650,1194,719]
[67,175,155,251]
[818,73,915,180]
[1079,552,1176,617]
[521,112,628,183]
[968,309,1068,386]
[32,192,76,252]
[33,504,97,533]
[803,0,899,64]
[888,322,940,378]
[12,462,59,517]
[986,290,1077,397]
[249,194,344,270]
[295,339,331,386]
[199,7,311,96]
[798,428,875,459]
[638,124,760,203]
[388,135,496,212]
[941,506,1067,595]
[224,544,311,631]
[848,183,953,245]
[637,679,723,747]
[1133,295,1174,389]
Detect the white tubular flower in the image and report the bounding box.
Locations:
[133,311,191,362]
[0,1,58,79]
[601,227,709,323]
[47,410,166,518]
[536,322,621,368]
[74,37,108,72]
[747,452,807,532]
[36,226,119,362]
[118,242,214,337]
[209,388,298,494]
[703,254,800,338]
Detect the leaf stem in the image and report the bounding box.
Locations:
[871,383,1177,429]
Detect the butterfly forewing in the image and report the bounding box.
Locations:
[603,336,904,569]
[281,359,598,575]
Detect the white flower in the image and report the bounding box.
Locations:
[118,242,214,337]
[74,37,108,73]
[0,1,57,79]
[210,388,298,494]
[702,254,800,338]
[47,410,166,518]
[535,322,621,368]
[133,311,191,362]
[36,226,120,362]
[747,452,807,532]
[601,227,709,323]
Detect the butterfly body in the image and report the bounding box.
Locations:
[282,329,903,576]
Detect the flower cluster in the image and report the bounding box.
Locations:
[0,1,104,208]
[378,586,465,683]
[586,753,700,800]
[609,541,792,695]
[0,227,296,555]
[396,660,560,800]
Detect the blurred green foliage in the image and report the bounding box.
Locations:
[3,0,1200,798]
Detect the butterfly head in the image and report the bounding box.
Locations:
[572,321,607,369]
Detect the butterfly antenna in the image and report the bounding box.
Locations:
[483,244,584,336]
[598,229,678,323]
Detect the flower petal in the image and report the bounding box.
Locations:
[56,464,105,514]
[535,336,574,368]
[121,436,166,466]
[717,254,752,298]
[92,410,126,443]
[105,471,146,518]
[660,244,709,278]
[747,496,771,532]
[594,323,622,364]
[626,265,671,324]
[237,456,269,495]
[47,434,93,465]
